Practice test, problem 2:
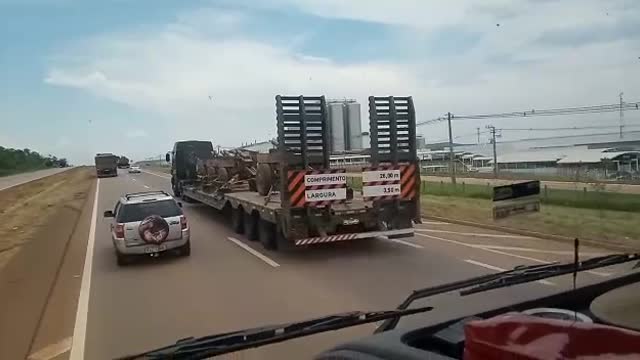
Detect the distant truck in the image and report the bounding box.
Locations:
[117,156,131,169]
[95,153,119,177]
[167,95,420,251]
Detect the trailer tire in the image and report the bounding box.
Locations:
[244,212,259,241]
[258,218,276,250]
[231,207,245,234]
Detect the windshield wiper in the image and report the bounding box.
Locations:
[460,253,639,296]
[378,252,639,332]
[117,306,433,360]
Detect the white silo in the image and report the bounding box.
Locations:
[346,102,362,151]
[327,102,345,152]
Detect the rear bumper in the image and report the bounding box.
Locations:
[113,233,189,255]
[294,228,413,246]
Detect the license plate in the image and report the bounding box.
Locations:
[144,244,167,253]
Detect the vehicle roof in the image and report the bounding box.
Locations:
[119,191,174,204]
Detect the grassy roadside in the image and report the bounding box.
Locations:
[422,195,639,249]
[346,177,639,248]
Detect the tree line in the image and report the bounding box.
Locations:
[0,146,68,176]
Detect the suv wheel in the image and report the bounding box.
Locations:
[179,240,191,257]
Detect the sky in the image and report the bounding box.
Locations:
[1,0,640,164]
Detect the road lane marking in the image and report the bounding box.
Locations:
[227,237,280,268]
[417,233,611,277]
[141,169,171,179]
[143,185,150,189]
[384,238,423,249]
[479,245,606,257]
[28,337,72,360]
[416,229,533,239]
[69,179,100,360]
[418,221,450,225]
[464,259,555,286]
[131,178,137,182]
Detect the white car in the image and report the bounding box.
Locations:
[103,191,190,266]
[128,166,141,173]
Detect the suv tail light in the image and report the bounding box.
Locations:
[180,215,188,230]
[115,223,125,238]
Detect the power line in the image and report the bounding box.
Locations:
[499,124,640,132]
[417,101,640,126]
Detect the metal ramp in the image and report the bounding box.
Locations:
[368,96,417,165]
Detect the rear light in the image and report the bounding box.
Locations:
[115,224,125,238]
[180,215,188,230]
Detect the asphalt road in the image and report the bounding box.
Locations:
[0,167,73,191]
[72,169,633,359]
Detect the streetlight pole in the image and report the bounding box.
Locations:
[447,112,456,184]
[487,125,498,178]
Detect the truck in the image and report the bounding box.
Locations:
[117,156,131,169]
[95,153,119,177]
[167,95,420,250]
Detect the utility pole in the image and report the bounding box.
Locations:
[477,127,480,144]
[487,125,498,178]
[447,112,456,184]
[619,92,624,138]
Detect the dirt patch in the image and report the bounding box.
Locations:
[0,167,94,359]
[0,168,93,271]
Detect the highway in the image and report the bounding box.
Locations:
[74,169,632,359]
[0,167,72,191]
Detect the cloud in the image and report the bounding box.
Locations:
[43,3,640,150]
[126,129,148,138]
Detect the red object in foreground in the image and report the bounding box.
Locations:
[464,313,640,360]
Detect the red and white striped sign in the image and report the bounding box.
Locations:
[362,164,417,201]
[288,169,347,207]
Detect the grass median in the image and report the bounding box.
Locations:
[347,177,640,248]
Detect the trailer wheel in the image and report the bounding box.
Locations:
[244,212,259,241]
[258,218,276,250]
[231,207,245,234]
[172,180,182,197]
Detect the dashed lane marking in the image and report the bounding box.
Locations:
[28,336,72,360]
[464,259,555,286]
[227,237,280,268]
[418,221,451,225]
[384,238,423,249]
[416,229,533,239]
[143,185,150,189]
[131,178,137,182]
[417,233,612,277]
[479,245,606,257]
[140,169,171,179]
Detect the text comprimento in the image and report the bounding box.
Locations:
[305,188,347,202]
[304,173,347,187]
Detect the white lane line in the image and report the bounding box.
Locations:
[416,229,533,239]
[479,245,606,257]
[384,238,423,249]
[227,237,280,268]
[69,179,100,360]
[28,336,72,360]
[131,178,137,182]
[418,221,451,225]
[143,185,150,189]
[417,233,611,277]
[141,169,171,179]
[464,259,555,286]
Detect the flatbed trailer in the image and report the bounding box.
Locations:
[171,95,420,250]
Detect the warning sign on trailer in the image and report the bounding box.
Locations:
[363,184,402,197]
[305,188,347,202]
[304,173,347,187]
[362,169,401,183]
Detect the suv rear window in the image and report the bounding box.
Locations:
[117,200,182,222]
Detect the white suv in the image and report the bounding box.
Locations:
[103,191,190,266]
